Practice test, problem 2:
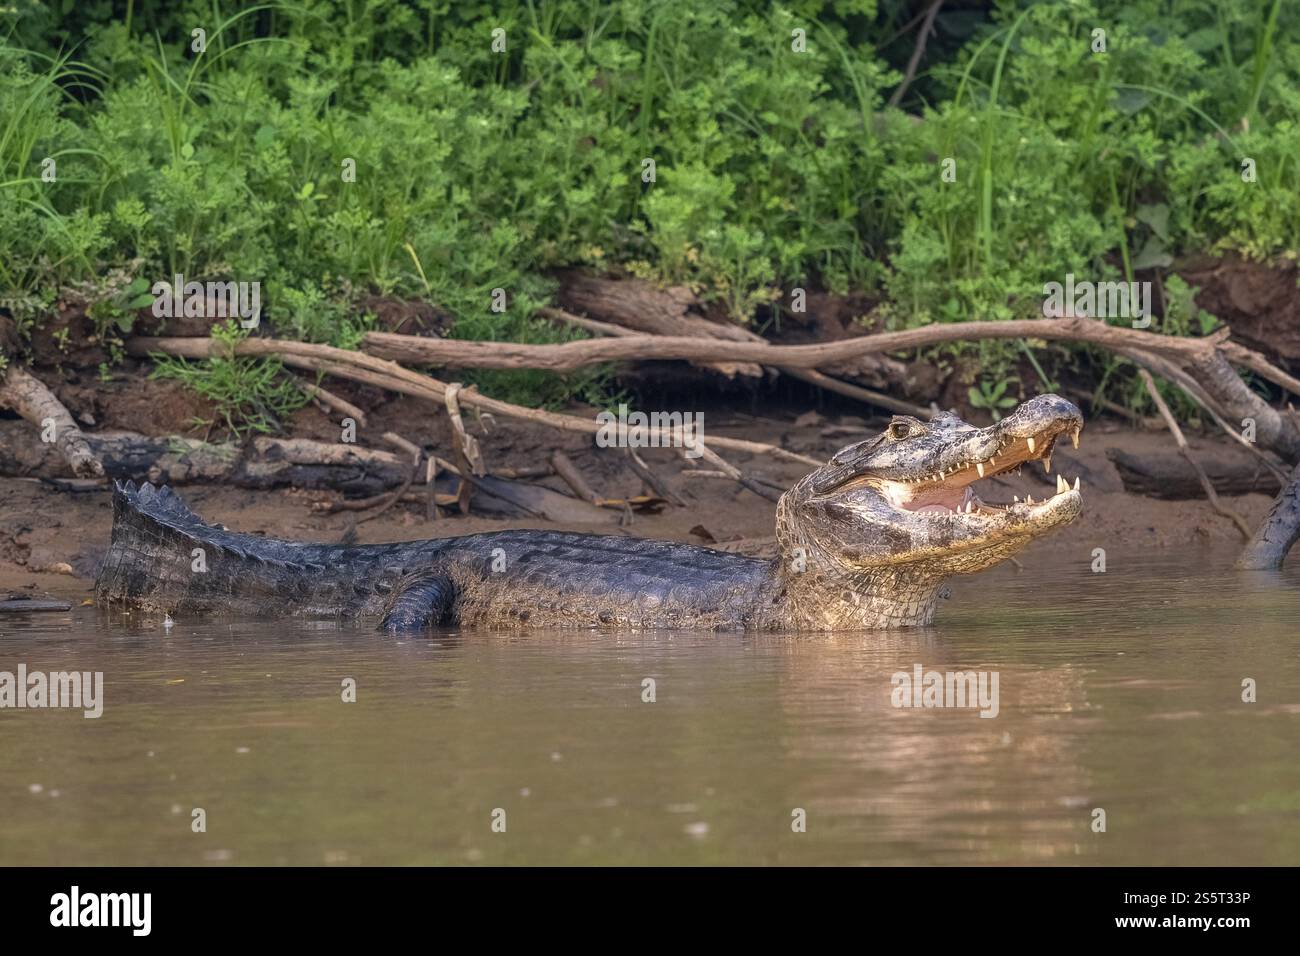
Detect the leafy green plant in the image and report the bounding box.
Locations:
[1,0,1298,419]
[150,321,307,437]
[968,376,1019,421]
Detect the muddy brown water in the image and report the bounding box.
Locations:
[1,547,1297,866]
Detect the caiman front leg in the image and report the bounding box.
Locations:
[381,574,456,632]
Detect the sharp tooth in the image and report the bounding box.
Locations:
[1074,476,1081,491]
[976,462,985,478]
[1026,436,1037,454]
[1071,427,1081,449]
[1026,495,1034,505]
[1056,474,1068,494]
[1013,495,1020,503]
[1042,455,1052,473]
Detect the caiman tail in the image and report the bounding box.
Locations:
[95,481,337,616]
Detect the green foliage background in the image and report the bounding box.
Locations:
[1,0,1296,417]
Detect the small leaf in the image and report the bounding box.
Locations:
[1132,235,1173,270]
[1135,203,1170,241]
[1115,88,1153,114]
[180,142,195,159]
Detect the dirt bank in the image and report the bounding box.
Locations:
[0,391,1277,604]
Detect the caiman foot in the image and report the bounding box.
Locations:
[381,575,455,632]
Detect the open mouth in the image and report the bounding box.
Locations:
[878,420,1083,519]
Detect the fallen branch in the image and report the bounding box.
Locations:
[360,317,1216,373]
[544,302,928,417]
[126,336,822,467]
[341,430,426,523]
[494,464,554,480]
[0,365,103,478]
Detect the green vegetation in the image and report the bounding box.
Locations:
[2,0,1298,424]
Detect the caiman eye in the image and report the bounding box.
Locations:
[887,421,913,440]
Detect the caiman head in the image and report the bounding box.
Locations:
[774,394,1084,628]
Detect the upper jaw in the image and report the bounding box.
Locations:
[889,396,1083,493]
[836,395,1086,521]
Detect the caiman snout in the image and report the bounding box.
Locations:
[779,394,1086,580]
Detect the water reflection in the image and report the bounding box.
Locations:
[0,546,1296,865]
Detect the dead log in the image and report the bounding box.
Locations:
[0,421,410,496]
[361,318,1300,462]
[554,271,763,379]
[553,272,910,390]
[0,365,104,477]
[1108,449,1282,499]
[235,438,410,494]
[1118,347,1290,482]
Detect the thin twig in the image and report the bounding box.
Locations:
[1122,348,1289,483]
[1139,369,1251,539]
[295,376,368,427]
[626,446,685,505]
[888,1,943,108]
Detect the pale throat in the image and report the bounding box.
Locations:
[773,551,947,630]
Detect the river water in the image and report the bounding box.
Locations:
[1,548,1296,865]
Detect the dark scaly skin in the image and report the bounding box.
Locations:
[95,395,1085,631]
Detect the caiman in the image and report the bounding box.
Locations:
[94,394,1085,631]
